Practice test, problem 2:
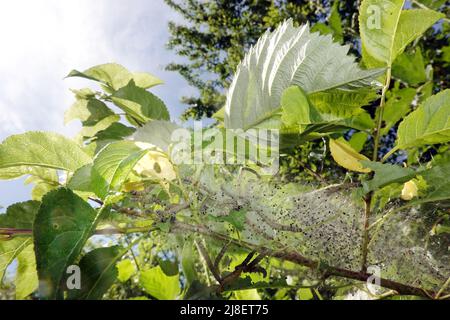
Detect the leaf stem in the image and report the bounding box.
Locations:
[373,67,392,162]
[381,146,399,163]
[361,67,393,272]
[436,277,450,299]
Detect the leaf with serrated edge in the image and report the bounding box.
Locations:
[225,20,383,130]
[33,188,101,299]
[396,89,450,149]
[67,246,124,300]
[0,132,91,172]
[91,141,151,199]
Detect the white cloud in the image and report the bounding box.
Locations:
[0,0,195,206]
[0,0,194,139]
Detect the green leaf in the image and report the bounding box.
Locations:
[308,89,377,121]
[392,49,427,85]
[212,107,225,122]
[64,98,114,125]
[0,132,91,172]
[310,23,334,36]
[233,289,261,300]
[360,0,444,68]
[180,240,197,285]
[91,141,150,199]
[116,259,136,282]
[67,164,93,193]
[66,63,162,90]
[0,238,33,284]
[139,266,180,300]
[0,166,58,181]
[415,156,450,203]
[209,209,247,232]
[30,182,57,201]
[297,288,314,300]
[281,86,377,131]
[67,246,123,300]
[281,86,319,126]
[111,80,169,123]
[0,201,40,285]
[348,132,368,153]
[27,177,58,201]
[380,87,416,135]
[329,0,343,43]
[338,111,376,130]
[95,122,136,141]
[15,243,38,299]
[33,188,100,299]
[70,88,96,100]
[396,89,450,149]
[79,115,120,138]
[132,72,164,89]
[158,257,179,277]
[225,20,383,130]
[361,161,416,192]
[0,200,40,229]
[133,120,182,152]
[418,0,447,9]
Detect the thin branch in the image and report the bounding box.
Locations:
[214,241,231,272]
[195,240,221,283]
[436,277,450,299]
[298,161,326,183]
[360,195,371,272]
[0,226,156,237]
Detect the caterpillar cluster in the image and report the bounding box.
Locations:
[197,170,449,292]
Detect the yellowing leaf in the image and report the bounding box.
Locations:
[134,151,176,181]
[329,138,371,173]
[122,181,145,192]
[401,180,418,200]
[117,259,136,282]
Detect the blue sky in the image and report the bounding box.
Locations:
[0,0,195,208]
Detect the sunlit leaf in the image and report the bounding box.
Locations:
[0,132,91,172]
[91,141,150,199]
[329,138,371,173]
[225,20,383,130]
[117,259,136,283]
[139,266,180,300]
[15,243,38,299]
[66,63,162,90]
[396,89,450,149]
[360,0,444,68]
[111,80,169,123]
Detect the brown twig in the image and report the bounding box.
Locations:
[195,240,221,283]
